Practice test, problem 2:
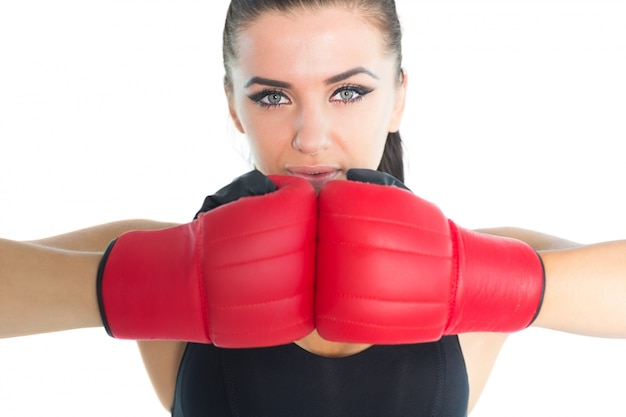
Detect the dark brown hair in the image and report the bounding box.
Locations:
[223,0,406,181]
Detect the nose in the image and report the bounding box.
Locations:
[291,102,331,155]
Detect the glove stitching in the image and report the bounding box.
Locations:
[443,220,461,333]
[211,317,312,336]
[317,314,442,331]
[322,239,450,259]
[205,217,315,246]
[195,221,212,342]
[211,291,313,310]
[320,291,447,304]
[208,246,312,271]
[321,213,449,238]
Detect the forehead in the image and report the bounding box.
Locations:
[232,7,393,84]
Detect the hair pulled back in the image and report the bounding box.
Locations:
[223,0,406,181]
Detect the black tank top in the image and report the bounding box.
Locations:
[171,336,469,417]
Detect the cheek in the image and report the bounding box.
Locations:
[333,103,392,167]
[245,134,280,171]
[241,114,292,172]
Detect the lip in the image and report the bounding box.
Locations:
[286,166,341,190]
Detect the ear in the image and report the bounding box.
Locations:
[387,68,408,133]
[225,85,245,134]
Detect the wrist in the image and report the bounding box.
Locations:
[444,222,545,334]
[97,224,210,342]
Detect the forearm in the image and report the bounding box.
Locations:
[533,240,626,338]
[0,219,177,338]
[0,238,102,338]
[27,219,178,252]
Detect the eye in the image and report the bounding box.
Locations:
[330,85,373,104]
[248,90,291,108]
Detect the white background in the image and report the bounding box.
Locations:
[1,0,625,415]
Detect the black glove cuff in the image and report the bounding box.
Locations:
[96,237,118,338]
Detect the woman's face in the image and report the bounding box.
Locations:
[226,7,407,190]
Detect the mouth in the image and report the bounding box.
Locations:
[286,166,341,190]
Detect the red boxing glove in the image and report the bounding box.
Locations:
[97,172,316,347]
[316,169,544,344]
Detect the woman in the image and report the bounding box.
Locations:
[1,0,625,416]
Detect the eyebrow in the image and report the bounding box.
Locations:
[244,77,291,89]
[324,67,379,84]
[243,67,379,89]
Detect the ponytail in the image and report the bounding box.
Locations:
[376,131,405,182]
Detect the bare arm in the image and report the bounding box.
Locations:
[476,226,582,251]
[478,227,626,337]
[1,219,178,337]
[534,241,626,337]
[460,227,626,414]
[464,228,626,415]
[0,239,102,337]
[25,219,178,251]
[23,219,186,410]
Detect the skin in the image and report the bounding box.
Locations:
[225,6,405,357]
[6,222,573,413]
[225,6,407,360]
[221,6,626,411]
[226,8,406,192]
[2,5,625,416]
